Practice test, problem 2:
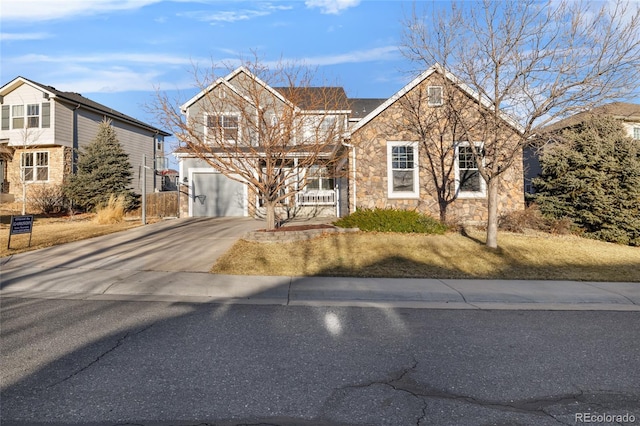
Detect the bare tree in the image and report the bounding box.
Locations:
[392,67,488,224]
[402,0,640,248]
[152,58,348,230]
[16,126,44,214]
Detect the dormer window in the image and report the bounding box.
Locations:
[427,86,443,106]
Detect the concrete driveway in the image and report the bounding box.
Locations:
[1,217,263,274]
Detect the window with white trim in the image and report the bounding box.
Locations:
[427,86,443,106]
[3,103,50,130]
[455,142,486,197]
[206,113,239,143]
[27,104,40,128]
[12,105,24,129]
[387,142,419,198]
[306,164,334,191]
[21,151,49,181]
[633,126,640,140]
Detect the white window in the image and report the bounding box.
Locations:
[27,104,40,128]
[206,113,239,143]
[21,151,49,181]
[427,86,443,106]
[4,103,49,130]
[306,164,334,192]
[633,127,640,140]
[387,141,419,198]
[455,142,486,198]
[12,105,24,129]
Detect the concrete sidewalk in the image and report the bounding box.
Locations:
[1,217,638,311]
[1,265,639,310]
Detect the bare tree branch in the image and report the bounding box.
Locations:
[151,56,348,229]
[402,0,640,247]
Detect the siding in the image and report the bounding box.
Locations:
[75,109,158,193]
[1,84,55,146]
[53,101,74,147]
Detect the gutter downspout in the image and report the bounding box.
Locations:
[72,103,81,173]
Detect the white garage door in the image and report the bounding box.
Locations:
[191,173,246,217]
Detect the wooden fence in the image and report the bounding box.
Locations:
[128,191,179,218]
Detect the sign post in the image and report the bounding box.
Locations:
[8,215,34,249]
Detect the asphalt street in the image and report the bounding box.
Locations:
[1,297,639,426]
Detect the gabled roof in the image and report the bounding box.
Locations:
[0,76,170,136]
[349,64,523,134]
[180,66,295,113]
[543,102,640,133]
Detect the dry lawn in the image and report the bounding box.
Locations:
[1,213,142,257]
[212,229,640,282]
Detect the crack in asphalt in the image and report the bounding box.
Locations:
[392,374,586,424]
[48,323,155,389]
[325,359,639,426]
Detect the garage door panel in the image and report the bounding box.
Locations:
[192,173,246,217]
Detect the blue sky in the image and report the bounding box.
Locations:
[2,0,639,158]
[1,0,417,136]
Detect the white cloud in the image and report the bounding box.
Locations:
[179,2,292,24]
[181,9,271,23]
[1,0,161,22]
[305,0,361,15]
[65,69,164,93]
[0,32,51,41]
[295,46,399,66]
[12,52,198,66]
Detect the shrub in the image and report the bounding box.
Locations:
[334,208,448,234]
[94,194,126,224]
[499,204,575,235]
[29,184,67,215]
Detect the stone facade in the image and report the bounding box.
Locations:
[6,146,71,203]
[348,72,524,224]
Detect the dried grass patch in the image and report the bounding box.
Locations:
[212,229,640,282]
[1,214,140,256]
[94,195,126,224]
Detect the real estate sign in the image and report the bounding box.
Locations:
[8,215,34,249]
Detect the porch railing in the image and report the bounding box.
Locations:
[297,191,336,206]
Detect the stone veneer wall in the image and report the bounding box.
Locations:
[6,146,71,202]
[348,76,524,224]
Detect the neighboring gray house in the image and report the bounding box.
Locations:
[0,76,170,203]
[524,102,640,194]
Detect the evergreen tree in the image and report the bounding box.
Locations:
[534,116,640,245]
[65,119,138,211]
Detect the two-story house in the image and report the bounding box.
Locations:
[175,66,525,224]
[0,77,170,204]
[175,67,350,219]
